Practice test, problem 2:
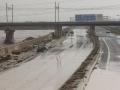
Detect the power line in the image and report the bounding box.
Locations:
[9,6,120,11]
[14,7,53,10]
[13,10,53,16]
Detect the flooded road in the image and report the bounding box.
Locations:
[0,28,92,90]
[96,27,120,71]
[86,27,120,90]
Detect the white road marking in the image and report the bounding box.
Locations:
[97,38,103,63]
[102,38,111,70]
[98,49,103,62]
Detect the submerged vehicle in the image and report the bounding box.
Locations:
[37,45,48,52]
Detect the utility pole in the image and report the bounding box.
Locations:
[6,3,14,23]
[12,4,14,23]
[6,3,8,23]
[58,3,60,22]
[55,2,57,22]
[4,3,15,44]
[55,2,60,22]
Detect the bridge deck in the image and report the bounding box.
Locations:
[0,21,120,30]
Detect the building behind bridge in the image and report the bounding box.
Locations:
[75,14,103,22]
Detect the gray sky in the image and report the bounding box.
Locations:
[1,0,120,22]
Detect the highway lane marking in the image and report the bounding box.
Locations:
[98,48,103,62]
[97,38,103,63]
[102,38,111,70]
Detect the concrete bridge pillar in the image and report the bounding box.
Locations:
[54,25,62,38]
[4,27,15,44]
[89,25,95,35]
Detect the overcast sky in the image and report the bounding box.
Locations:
[1,0,120,22]
[1,0,120,8]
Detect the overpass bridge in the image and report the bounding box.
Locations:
[0,21,120,30]
[0,21,120,44]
